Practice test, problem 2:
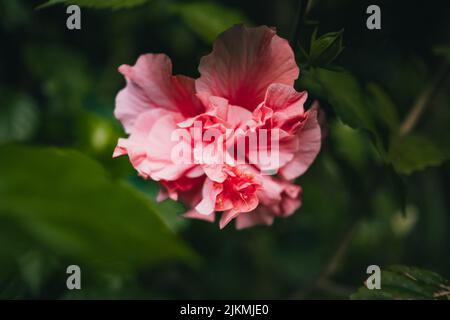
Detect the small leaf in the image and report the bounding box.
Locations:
[302,68,375,132]
[389,134,450,175]
[308,29,344,67]
[351,265,450,300]
[330,121,371,168]
[171,2,247,43]
[366,83,400,133]
[389,265,449,289]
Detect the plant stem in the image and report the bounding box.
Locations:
[399,63,449,135]
[295,219,360,298]
[290,0,309,49]
[317,219,359,283]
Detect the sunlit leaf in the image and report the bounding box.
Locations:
[171,2,247,43]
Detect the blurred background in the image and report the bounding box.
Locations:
[0,0,449,299]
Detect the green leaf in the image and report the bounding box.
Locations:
[389,134,450,175]
[330,120,372,168]
[300,68,410,159]
[0,145,197,274]
[171,2,247,43]
[130,178,189,232]
[74,110,121,157]
[299,68,410,211]
[302,68,375,133]
[38,0,149,9]
[351,265,450,300]
[308,29,344,67]
[366,83,400,133]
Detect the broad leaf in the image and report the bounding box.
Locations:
[0,145,197,275]
[388,134,450,175]
[301,68,375,132]
[366,83,400,133]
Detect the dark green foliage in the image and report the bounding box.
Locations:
[0,146,196,274]
[0,0,449,299]
[351,265,450,300]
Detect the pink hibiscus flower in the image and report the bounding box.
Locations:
[113,24,322,229]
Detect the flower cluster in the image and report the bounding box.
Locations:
[113,25,321,229]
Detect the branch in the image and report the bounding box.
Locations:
[317,220,359,284]
[294,219,360,299]
[290,0,309,49]
[399,63,449,135]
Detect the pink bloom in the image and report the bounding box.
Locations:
[196,165,262,229]
[249,83,321,177]
[113,24,322,229]
[196,25,299,111]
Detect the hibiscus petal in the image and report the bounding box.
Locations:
[196,25,299,111]
[118,109,195,180]
[203,164,227,182]
[156,188,170,202]
[196,178,223,215]
[279,107,322,180]
[115,54,203,133]
[235,208,275,229]
[264,83,306,113]
[219,210,241,229]
[256,175,284,206]
[219,192,260,229]
[184,209,215,222]
[226,105,253,128]
[264,84,308,132]
[113,138,128,157]
[280,196,301,217]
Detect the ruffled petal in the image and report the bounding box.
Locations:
[115,54,203,133]
[196,178,223,215]
[279,107,322,180]
[196,25,299,111]
[235,207,275,229]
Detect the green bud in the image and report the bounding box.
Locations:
[308,28,344,67]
